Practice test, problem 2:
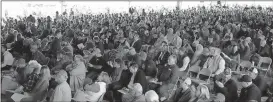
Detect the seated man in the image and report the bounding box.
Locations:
[203,47,225,76]
[167,78,193,102]
[50,70,71,102]
[214,68,238,102]
[154,41,170,66]
[87,48,113,80]
[248,68,268,96]
[237,75,261,102]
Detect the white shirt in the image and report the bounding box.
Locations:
[1,51,14,68]
[85,82,106,102]
[50,81,72,102]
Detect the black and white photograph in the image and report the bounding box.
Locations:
[1,0,273,102]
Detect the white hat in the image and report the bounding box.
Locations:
[184,77,192,85]
[252,68,258,74]
[145,90,159,102]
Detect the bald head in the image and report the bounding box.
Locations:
[145,90,159,102]
[133,83,143,94]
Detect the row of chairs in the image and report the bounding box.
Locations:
[186,56,272,85]
[235,57,272,77]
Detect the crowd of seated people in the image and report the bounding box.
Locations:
[1,4,273,102]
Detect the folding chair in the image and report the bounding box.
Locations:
[256,57,272,77]
[186,65,201,78]
[191,68,212,85]
[235,60,252,72]
[97,92,106,102]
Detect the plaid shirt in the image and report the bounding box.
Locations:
[23,73,40,92]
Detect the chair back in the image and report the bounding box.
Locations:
[97,92,106,102]
[187,65,200,78]
[197,68,212,83]
[257,57,272,70]
[238,61,252,71]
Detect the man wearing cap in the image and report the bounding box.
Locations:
[237,75,261,102]
[248,68,268,96]
[50,70,71,102]
[168,78,193,102]
[236,24,250,39]
[214,68,238,102]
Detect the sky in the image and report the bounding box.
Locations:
[2,1,273,18]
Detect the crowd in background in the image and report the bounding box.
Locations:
[1,4,273,102]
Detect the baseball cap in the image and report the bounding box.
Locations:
[238,75,252,82]
[248,67,258,74]
[184,77,192,85]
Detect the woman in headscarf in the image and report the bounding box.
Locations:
[21,65,51,102]
[66,55,87,93]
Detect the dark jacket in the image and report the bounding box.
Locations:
[31,51,49,65]
[133,69,148,93]
[238,84,261,102]
[169,88,193,102]
[154,51,170,66]
[131,40,142,53]
[215,79,238,102]
[253,75,268,96]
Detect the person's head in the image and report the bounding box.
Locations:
[16,58,26,68]
[224,68,232,82]
[202,48,210,56]
[195,84,210,100]
[74,55,84,62]
[168,55,177,65]
[232,45,239,53]
[93,48,102,57]
[55,29,62,39]
[113,58,122,68]
[54,70,68,84]
[192,40,199,47]
[134,34,140,41]
[168,28,174,34]
[172,47,179,55]
[144,30,149,36]
[129,83,143,96]
[145,90,159,102]
[30,42,39,53]
[161,41,168,51]
[180,78,192,90]
[260,39,267,47]
[1,44,7,53]
[40,65,51,80]
[239,75,253,88]
[227,28,231,33]
[129,62,139,73]
[248,67,258,79]
[179,47,186,56]
[97,71,112,85]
